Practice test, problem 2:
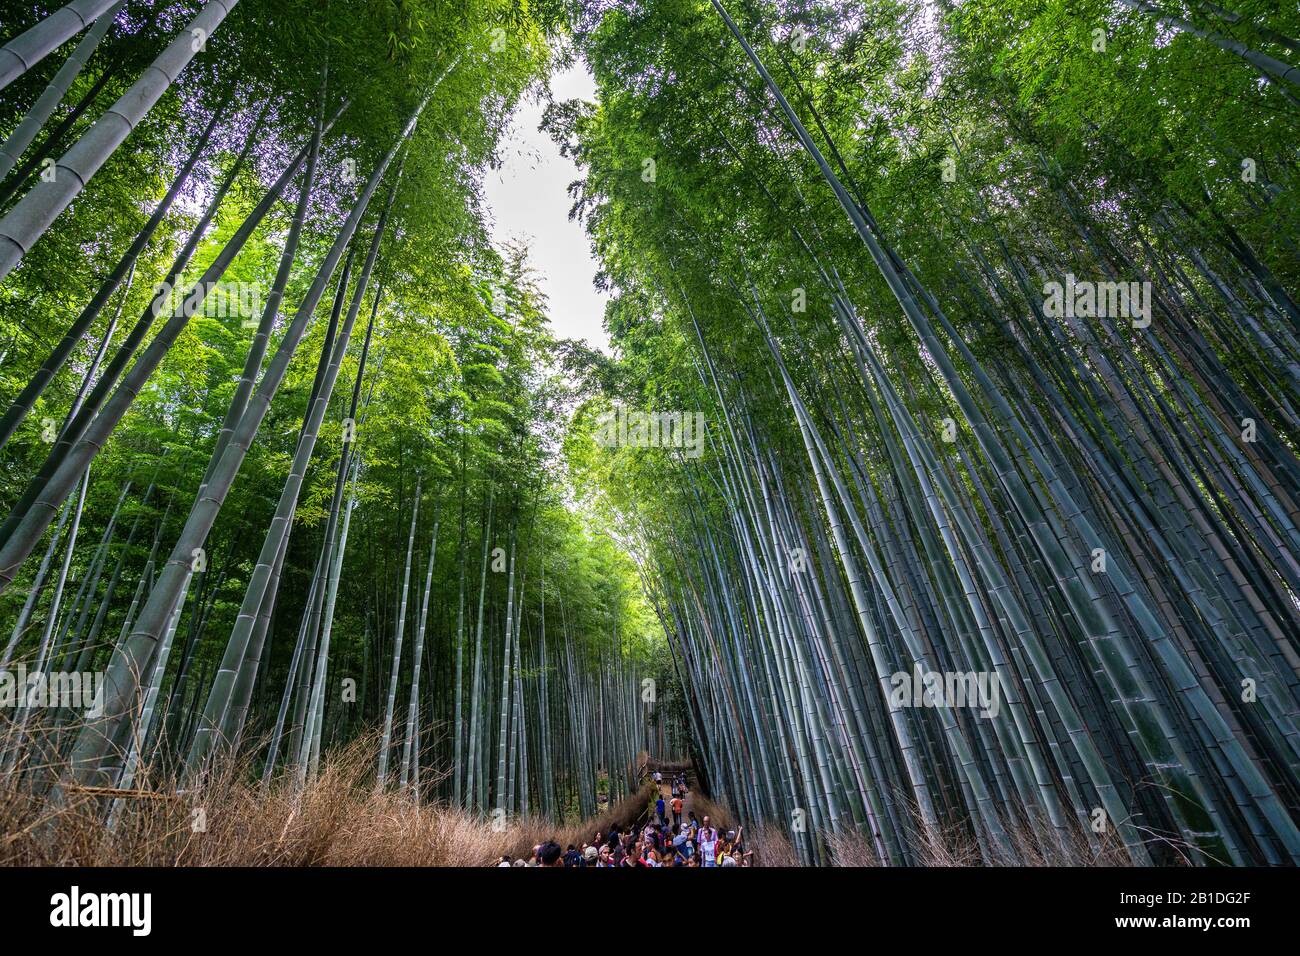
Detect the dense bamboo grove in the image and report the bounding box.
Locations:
[0,0,675,828]
[1,0,1298,868]
[558,0,1300,865]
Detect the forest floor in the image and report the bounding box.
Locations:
[0,742,1116,866]
[651,763,697,826]
[0,737,682,866]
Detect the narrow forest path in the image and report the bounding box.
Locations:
[646,759,699,830]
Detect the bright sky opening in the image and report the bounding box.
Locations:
[484,64,610,353]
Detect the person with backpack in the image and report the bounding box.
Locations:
[672,840,690,866]
[671,825,692,865]
[671,794,683,827]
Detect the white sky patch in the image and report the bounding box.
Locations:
[484,64,610,353]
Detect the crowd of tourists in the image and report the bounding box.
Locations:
[496,769,753,867]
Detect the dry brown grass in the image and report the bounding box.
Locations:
[0,736,662,867]
[2,729,1134,868]
[645,756,693,774]
[689,792,735,831]
[744,809,1137,867]
[747,823,800,866]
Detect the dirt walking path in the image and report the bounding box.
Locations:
[649,763,698,831]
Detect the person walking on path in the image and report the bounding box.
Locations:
[698,816,719,868]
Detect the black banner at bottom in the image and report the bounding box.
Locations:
[0,864,1287,943]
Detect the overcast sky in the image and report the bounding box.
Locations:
[483,65,610,353]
